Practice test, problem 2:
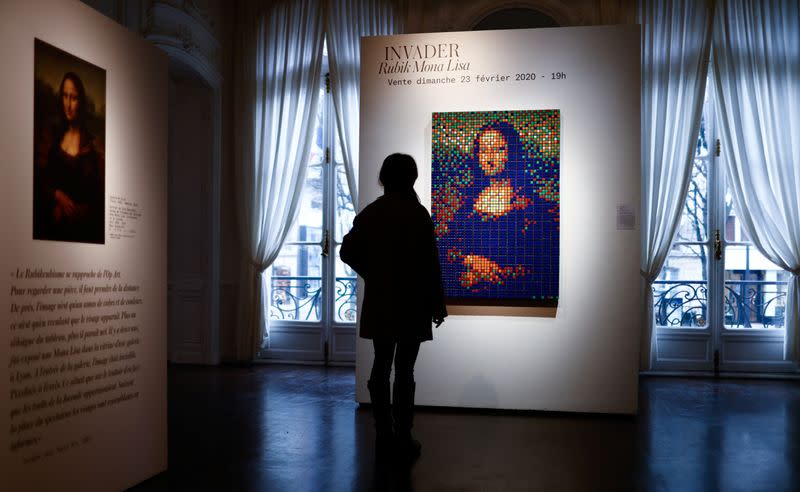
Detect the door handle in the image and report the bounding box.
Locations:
[321,229,330,258]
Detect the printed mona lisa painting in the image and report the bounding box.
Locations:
[431,110,559,307]
[33,38,105,244]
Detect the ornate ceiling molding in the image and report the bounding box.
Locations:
[143,0,221,81]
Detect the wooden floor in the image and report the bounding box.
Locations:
[129,364,800,492]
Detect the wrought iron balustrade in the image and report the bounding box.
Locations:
[270,276,357,323]
[653,280,788,329]
[270,276,322,321]
[335,277,357,323]
[652,281,708,327]
[724,280,787,329]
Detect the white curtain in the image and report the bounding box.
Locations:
[326,0,403,208]
[713,0,800,362]
[234,0,324,361]
[639,0,716,370]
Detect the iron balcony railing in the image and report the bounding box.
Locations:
[270,275,357,323]
[653,280,787,329]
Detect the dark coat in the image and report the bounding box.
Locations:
[340,191,447,342]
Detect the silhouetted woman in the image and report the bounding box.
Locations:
[340,153,447,464]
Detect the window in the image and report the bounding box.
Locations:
[263,43,357,362]
[652,78,790,372]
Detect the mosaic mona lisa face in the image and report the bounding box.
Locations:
[478,129,508,175]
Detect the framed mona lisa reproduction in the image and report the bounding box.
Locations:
[432,110,560,309]
[33,38,106,245]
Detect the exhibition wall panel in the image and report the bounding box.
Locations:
[357,25,641,414]
[1,0,167,489]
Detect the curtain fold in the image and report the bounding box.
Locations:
[639,0,716,370]
[326,0,403,209]
[712,0,800,362]
[233,0,324,361]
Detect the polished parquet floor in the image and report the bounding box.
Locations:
[130,364,800,492]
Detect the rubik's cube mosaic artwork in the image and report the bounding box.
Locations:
[431,110,560,306]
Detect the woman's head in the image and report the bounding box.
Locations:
[472,120,521,176]
[59,72,87,127]
[379,153,418,192]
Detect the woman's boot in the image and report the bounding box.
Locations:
[392,380,421,464]
[367,379,393,462]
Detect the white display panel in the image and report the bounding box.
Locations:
[357,25,642,414]
[1,0,168,488]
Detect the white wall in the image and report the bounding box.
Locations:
[1,0,167,488]
[357,25,642,414]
